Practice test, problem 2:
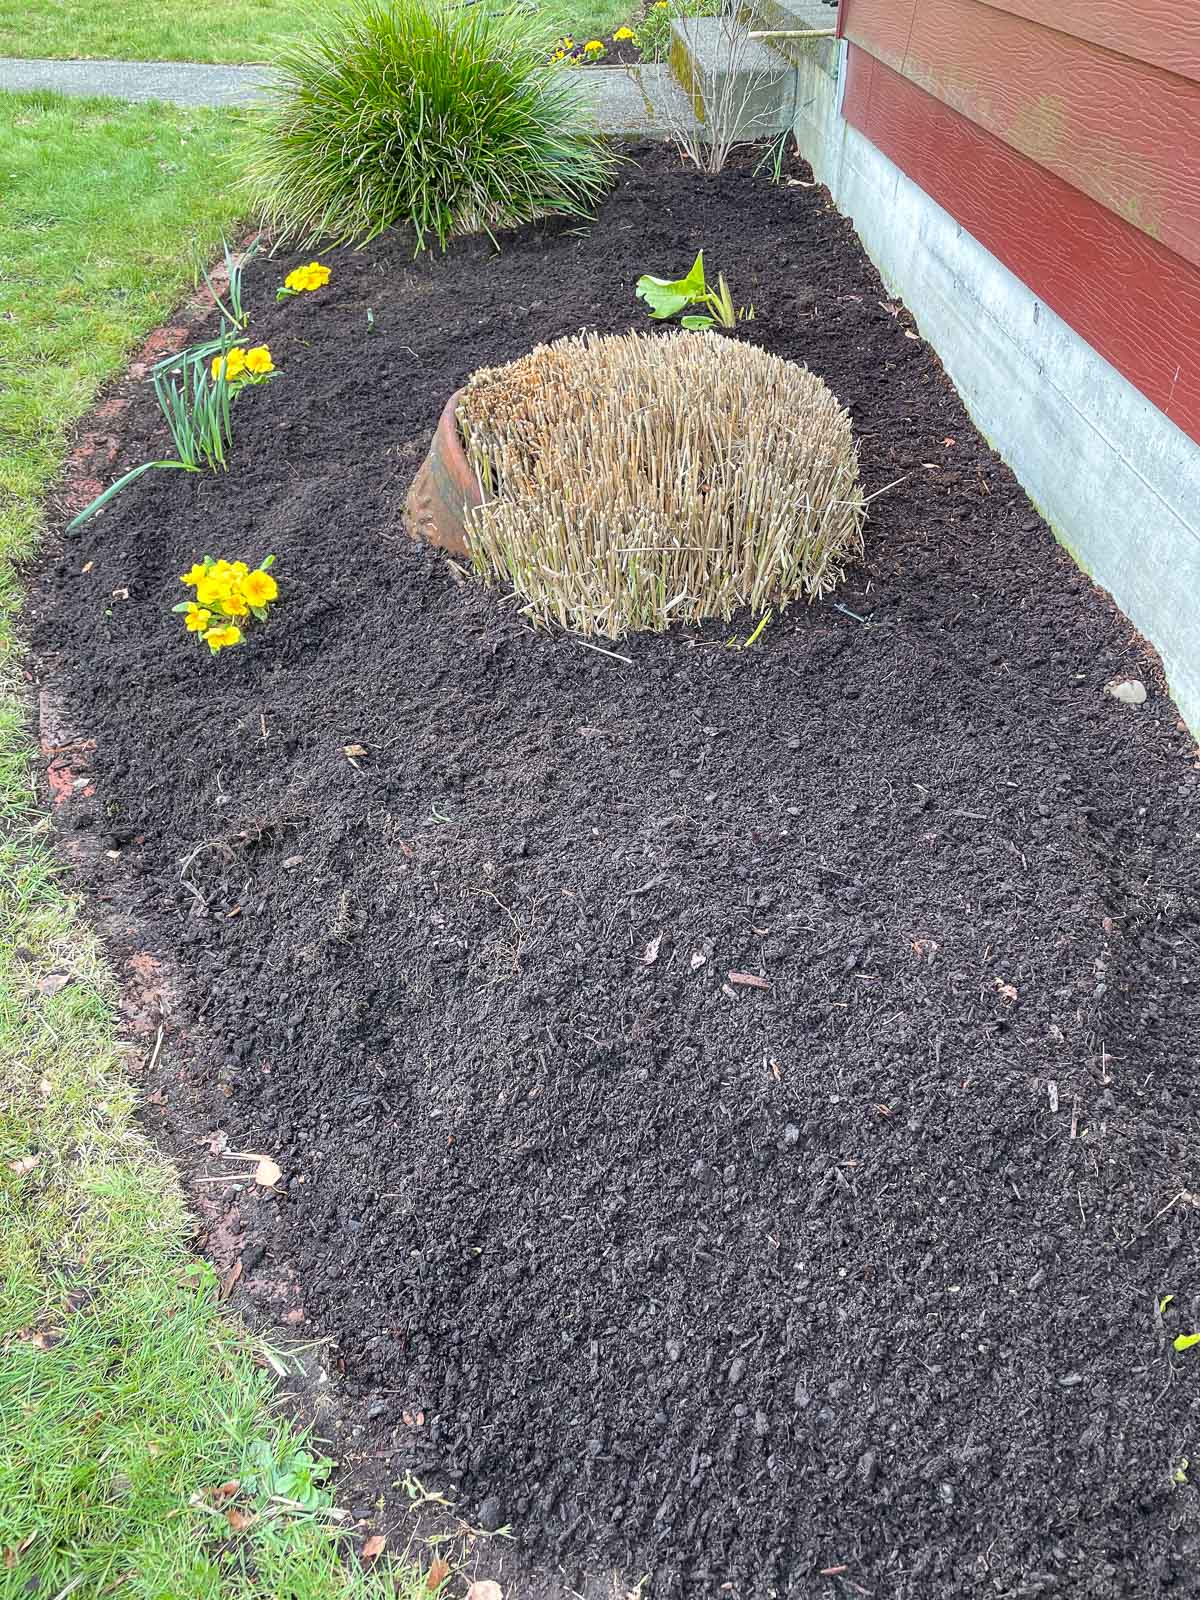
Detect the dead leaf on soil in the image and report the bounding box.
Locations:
[7,1154,40,1177]
[16,1326,62,1351]
[344,744,368,760]
[690,949,708,970]
[210,1481,240,1503]
[362,1534,387,1563]
[466,1582,503,1600]
[254,1156,283,1187]
[728,971,770,990]
[642,932,663,965]
[994,978,1018,1004]
[220,1260,243,1300]
[402,1408,425,1427]
[225,1507,255,1533]
[424,1554,449,1589]
[36,973,71,997]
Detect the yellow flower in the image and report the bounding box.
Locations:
[561,34,574,45]
[242,569,278,607]
[613,26,634,38]
[204,624,243,654]
[584,38,604,51]
[181,561,208,587]
[211,347,246,381]
[284,261,331,293]
[243,345,274,375]
[184,603,211,633]
[195,572,232,608]
[222,590,249,618]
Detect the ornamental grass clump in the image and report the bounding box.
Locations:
[245,0,619,251]
[457,330,866,637]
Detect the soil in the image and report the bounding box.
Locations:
[29,143,1200,1599]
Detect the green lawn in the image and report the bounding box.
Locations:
[0,0,634,64]
[0,92,419,1600]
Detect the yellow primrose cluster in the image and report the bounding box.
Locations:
[210,344,275,384]
[613,25,635,39]
[175,555,280,654]
[279,260,331,298]
[583,37,606,56]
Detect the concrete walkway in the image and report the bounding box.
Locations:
[0,56,276,106]
[0,55,692,133]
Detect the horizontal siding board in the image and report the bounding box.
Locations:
[841,45,1200,445]
[841,0,1200,269]
[973,0,1200,87]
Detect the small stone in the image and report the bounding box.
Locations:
[666,1338,682,1363]
[728,1357,746,1386]
[783,1123,801,1146]
[282,854,304,869]
[1104,678,1147,706]
[477,1496,504,1532]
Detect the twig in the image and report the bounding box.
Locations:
[575,640,633,666]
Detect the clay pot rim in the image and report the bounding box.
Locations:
[438,387,470,484]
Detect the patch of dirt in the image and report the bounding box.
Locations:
[27,144,1200,1598]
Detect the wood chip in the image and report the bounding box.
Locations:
[424,1554,449,1589]
[728,971,770,990]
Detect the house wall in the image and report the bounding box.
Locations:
[838,0,1200,445]
[784,31,1200,730]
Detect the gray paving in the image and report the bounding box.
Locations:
[0,56,277,106]
[0,55,694,133]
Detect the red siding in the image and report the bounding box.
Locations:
[841,49,1200,444]
[973,0,1200,87]
[841,0,1200,270]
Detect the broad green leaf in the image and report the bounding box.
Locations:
[680,314,715,330]
[1173,1332,1200,1352]
[635,250,708,319]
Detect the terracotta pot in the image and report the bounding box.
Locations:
[403,390,481,559]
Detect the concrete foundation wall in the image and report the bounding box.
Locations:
[791,41,1200,732]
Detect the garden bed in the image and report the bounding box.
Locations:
[31,144,1200,1597]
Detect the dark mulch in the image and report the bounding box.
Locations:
[29,144,1200,1598]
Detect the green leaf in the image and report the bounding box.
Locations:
[170,603,192,614]
[680,314,715,330]
[1159,1294,1175,1314]
[1173,1332,1200,1352]
[635,250,708,319]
